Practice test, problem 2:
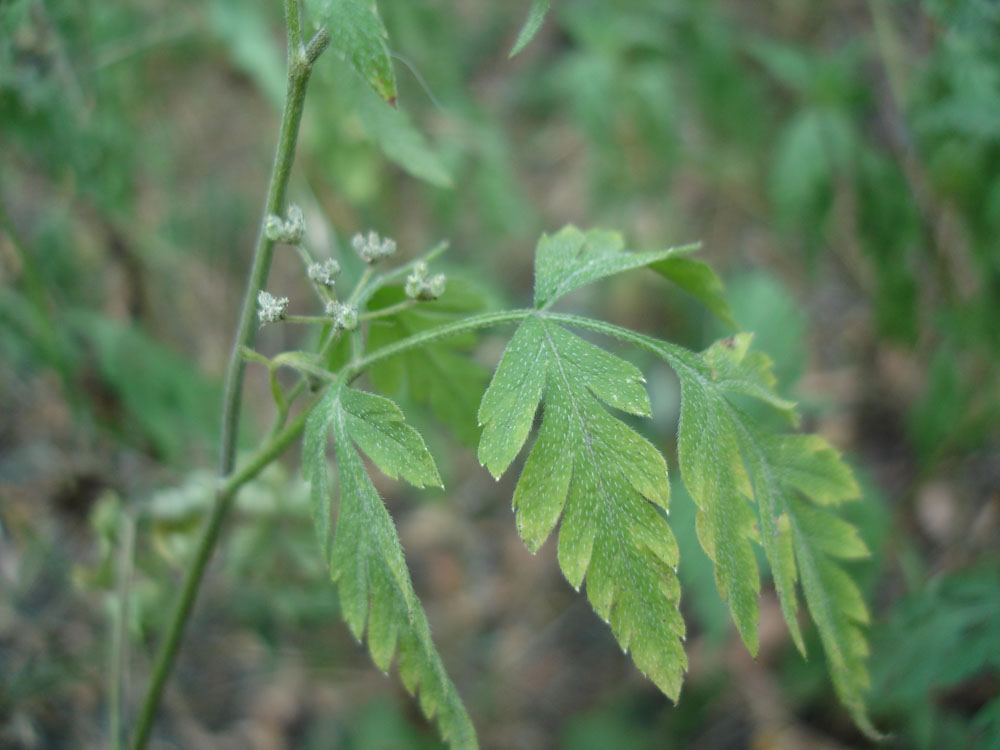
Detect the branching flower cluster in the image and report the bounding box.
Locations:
[256,211,447,333]
[405,262,446,300]
[307,258,341,287]
[135,1,881,745]
[257,291,289,323]
[352,230,397,264]
[264,205,305,245]
[325,300,358,331]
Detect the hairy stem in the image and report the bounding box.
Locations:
[541,311,696,371]
[345,309,533,381]
[358,299,416,321]
[132,298,526,747]
[219,25,329,476]
[128,397,317,750]
[128,5,329,747]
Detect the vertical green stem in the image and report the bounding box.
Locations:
[109,511,135,750]
[219,26,328,477]
[127,7,329,748]
[127,491,237,750]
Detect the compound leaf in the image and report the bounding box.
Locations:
[303,382,475,748]
[702,333,798,421]
[533,225,699,309]
[660,342,762,653]
[310,0,397,104]
[646,333,878,737]
[478,315,686,698]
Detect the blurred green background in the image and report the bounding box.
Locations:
[1,0,999,747]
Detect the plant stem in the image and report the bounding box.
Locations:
[128,4,329,746]
[218,22,329,478]
[346,266,375,306]
[108,511,135,750]
[127,494,234,749]
[127,397,317,750]
[539,312,703,383]
[345,309,533,380]
[358,299,416,321]
[284,314,332,324]
[131,301,525,747]
[366,240,449,294]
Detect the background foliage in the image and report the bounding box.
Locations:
[2,0,998,747]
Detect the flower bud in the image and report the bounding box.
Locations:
[257,290,289,323]
[405,261,446,300]
[284,204,305,244]
[307,258,341,287]
[352,230,398,264]
[264,205,306,244]
[325,301,358,331]
[264,214,285,242]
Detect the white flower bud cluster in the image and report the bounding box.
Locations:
[352,230,397,264]
[307,258,341,287]
[325,300,358,331]
[404,262,447,301]
[264,204,305,244]
[257,290,289,323]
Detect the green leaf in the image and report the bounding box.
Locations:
[510,0,551,57]
[338,386,442,488]
[670,346,762,654]
[478,316,687,699]
[369,280,491,444]
[651,255,738,329]
[533,225,698,309]
[647,334,878,737]
[701,333,798,421]
[303,382,476,747]
[357,88,452,187]
[311,0,397,104]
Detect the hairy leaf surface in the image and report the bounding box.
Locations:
[533,225,699,309]
[310,0,397,104]
[478,315,687,698]
[646,332,878,736]
[303,382,475,748]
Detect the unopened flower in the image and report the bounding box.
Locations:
[264,214,285,242]
[264,204,306,244]
[405,261,447,301]
[307,258,341,287]
[324,301,358,331]
[285,205,305,243]
[257,290,289,323]
[351,230,397,264]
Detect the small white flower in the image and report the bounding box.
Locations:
[307,258,341,287]
[257,290,289,323]
[324,301,358,331]
[405,261,446,300]
[351,230,398,264]
[285,205,305,243]
[264,205,306,244]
